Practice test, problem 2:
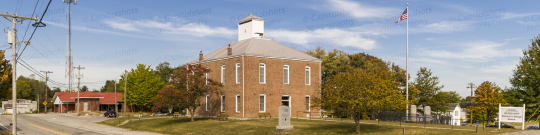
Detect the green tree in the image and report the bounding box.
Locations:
[171,64,222,122]
[16,76,34,99]
[305,46,350,84]
[314,62,404,133]
[466,81,505,123]
[435,91,462,103]
[411,67,445,112]
[100,80,116,92]
[508,35,540,125]
[80,85,89,92]
[118,64,164,110]
[155,62,177,84]
[347,53,410,118]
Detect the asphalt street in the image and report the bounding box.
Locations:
[0,113,102,135]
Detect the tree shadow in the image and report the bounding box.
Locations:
[154,117,211,126]
[304,122,388,134]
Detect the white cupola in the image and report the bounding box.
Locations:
[238,14,265,41]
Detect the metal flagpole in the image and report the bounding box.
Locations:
[406,3,409,120]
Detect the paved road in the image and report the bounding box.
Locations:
[0,113,161,135]
[0,113,101,135]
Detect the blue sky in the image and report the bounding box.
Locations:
[1,0,539,97]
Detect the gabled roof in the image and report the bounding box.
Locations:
[188,38,322,64]
[445,103,460,111]
[52,91,123,104]
[238,14,265,24]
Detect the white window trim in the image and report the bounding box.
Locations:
[305,95,310,112]
[259,94,266,112]
[221,65,225,84]
[206,95,209,111]
[282,95,291,114]
[284,65,289,84]
[305,66,311,85]
[259,63,266,84]
[236,63,241,84]
[221,95,225,112]
[205,67,209,85]
[236,94,240,113]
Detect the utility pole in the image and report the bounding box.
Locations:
[74,65,84,114]
[467,83,475,126]
[41,71,53,114]
[1,12,38,135]
[124,70,127,116]
[114,80,117,113]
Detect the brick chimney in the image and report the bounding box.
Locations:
[227,44,232,56]
[199,51,203,61]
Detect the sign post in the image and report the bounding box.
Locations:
[498,103,525,130]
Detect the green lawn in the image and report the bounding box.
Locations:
[98,116,526,134]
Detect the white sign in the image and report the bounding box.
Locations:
[499,104,525,130]
[500,107,524,122]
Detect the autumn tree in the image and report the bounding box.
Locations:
[0,50,12,99]
[151,85,183,114]
[411,67,446,112]
[118,64,164,110]
[466,81,505,123]
[306,48,411,117]
[170,64,222,122]
[315,62,404,133]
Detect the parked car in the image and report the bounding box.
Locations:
[460,122,468,126]
[527,126,539,129]
[153,112,166,116]
[501,124,515,128]
[104,110,116,118]
[486,122,514,128]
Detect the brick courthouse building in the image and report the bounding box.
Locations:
[187,15,321,118]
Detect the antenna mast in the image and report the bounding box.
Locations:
[64,0,76,91]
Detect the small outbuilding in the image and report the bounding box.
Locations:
[1,99,38,114]
[52,91,124,113]
[444,103,462,126]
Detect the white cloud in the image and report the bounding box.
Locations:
[323,0,399,19]
[46,16,236,39]
[423,40,522,61]
[267,28,376,50]
[480,65,514,73]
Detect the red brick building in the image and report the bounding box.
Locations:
[187,15,321,118]
[52,91,124,113]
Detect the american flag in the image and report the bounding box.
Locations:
[395,8,408,23]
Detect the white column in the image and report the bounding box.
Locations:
[498,103,501,129]
[523,104,525,130]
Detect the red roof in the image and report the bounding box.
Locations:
[55,91,123,104]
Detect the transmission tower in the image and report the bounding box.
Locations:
[64,0,77,91]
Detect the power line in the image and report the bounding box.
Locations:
[16,0,25,15]
[39,29,61,51]
[17,0,52,61]
[18,0,40,57]
[17,58,67,88]
[21,0,40,42]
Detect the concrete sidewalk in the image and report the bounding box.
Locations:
[26,113,162,135]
